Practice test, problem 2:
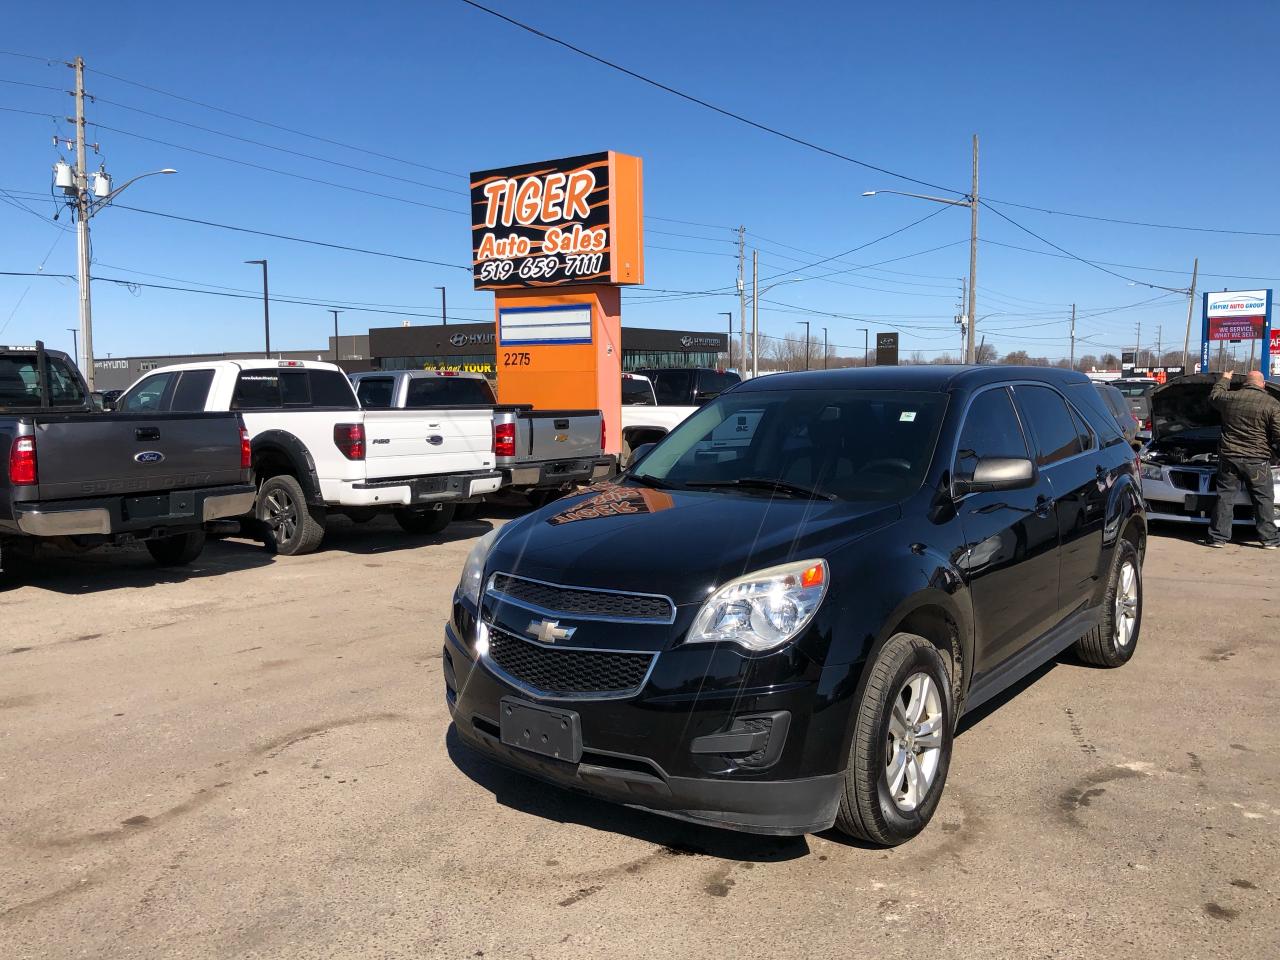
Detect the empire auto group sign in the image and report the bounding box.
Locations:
[470,151,644,290]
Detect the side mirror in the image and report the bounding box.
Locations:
[101,396,117,412]
[626,442,656,469]
[953,457,1035,496]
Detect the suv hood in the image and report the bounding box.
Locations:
[485,482,901,606]
[1151,374,1280,444]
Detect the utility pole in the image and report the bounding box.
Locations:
[329,309,344,363]
[435,286,447,326]
[1069,304,1076,369]
[1133,320,1141,370]
[737,226,747,377]
[245,259,270,354]
[823,327,828,369]
[751,250,759,378]
[67,327,78,364]
[1154,325,1162,367]
[1181,257,1199,372]
[72,56,95,390]
[860,328,869,367]
[719,311,733,370]
[957,277,968,360]
[966,134,979,364]
[798,321,810,371]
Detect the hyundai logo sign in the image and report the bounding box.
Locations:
[679,335,720,349]
[449,331,495,348]
[134,451,165,464]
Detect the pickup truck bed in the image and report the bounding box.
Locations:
[1,344,254,575]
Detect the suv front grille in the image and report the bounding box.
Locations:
[1167,469,1204,492]
[489,573,674,623]
[485,625,654,697]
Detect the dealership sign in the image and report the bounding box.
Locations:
[1206,290,1267,341]
[470,151,644,291]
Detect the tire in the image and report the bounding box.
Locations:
[1074,538,1142,667]
[394,503,455,535]
[145,530,206,566]
[257,474,327,556]
[834,633,955,846]
[453,502,481,522]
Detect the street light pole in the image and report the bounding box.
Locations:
[823,327,828,369]
[798,321,810,370]
[245,260,270,355]
[435,286,447,326]
[859,328,869,367]
[67,327,78,364]
[862,132,979,363]
[329,308,344,363]
[719,312,733,370]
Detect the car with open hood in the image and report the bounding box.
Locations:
[443,366,1146,845]
[1139,373,1280,526]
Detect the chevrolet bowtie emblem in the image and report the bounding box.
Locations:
[527,619,576,644]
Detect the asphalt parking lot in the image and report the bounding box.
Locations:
[2,516,1277,959]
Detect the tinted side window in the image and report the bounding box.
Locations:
[696,371,737,398]
[232,372,283,409]
[1069,404,1095,452]
[120,372,176,413]
[1075,383,1126,444]
[356,377,395,409]
[650,370,693,405]
[309,370,358,408]
[1015,384,1083,466]
[622,377,654,405]
[954,388,1028,479]
[170,370,214,411]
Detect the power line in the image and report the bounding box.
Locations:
[85,65,466,181]
[108,203,469,270]
[984,197,1280,239]
[89,121,469,216]
[455,0,963,196]
[982,238,1280,286]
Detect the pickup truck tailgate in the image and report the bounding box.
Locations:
[362,410,494,479]
[516,409,602,464]
[32,413,245,502]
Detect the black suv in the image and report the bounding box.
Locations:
[444,366,1146,845]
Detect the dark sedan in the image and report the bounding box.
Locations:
[443,366,1146,845]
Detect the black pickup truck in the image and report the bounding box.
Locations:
[0,343,255,575]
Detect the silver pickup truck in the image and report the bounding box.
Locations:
[348,370,613,504]
[0,343,255,575]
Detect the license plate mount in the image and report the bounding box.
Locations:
[499,697,582,763]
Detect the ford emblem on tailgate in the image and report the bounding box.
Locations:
[134,451,165,464]
[426,435,444,446]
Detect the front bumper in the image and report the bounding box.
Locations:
[11,483,256,539]
[442,617,846,836]
[341,470,504,507]
[1143,469,1280,525]
[501,456,617,491]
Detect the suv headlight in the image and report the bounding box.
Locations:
[458,528,500,606]
[1140,463,1164,481]
[687,559,829,653]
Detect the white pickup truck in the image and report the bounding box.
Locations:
[115,359,501,554]
[619,368,741,462]
[349,370,613,502]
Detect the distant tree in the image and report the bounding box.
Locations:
[1100,352,1120,368]
[930,353,960,364]
[1002,350,1033,365]
[1053,357,1072,369]
[1075,353,1099,372]
[974,342,1000,364]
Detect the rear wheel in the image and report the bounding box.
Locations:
[834,633,955,846]
[145,530,206,566]
[257,474,326,556]
[394,503,455,535]
[1074,538,1141,667]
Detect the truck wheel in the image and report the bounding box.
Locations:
[394,503,455,535]
[834,633,955,846]
[1074,538,1141,668]
[257,474,326,556]
[145,531,206,566]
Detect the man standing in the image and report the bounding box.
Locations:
[1207,370,1280,548]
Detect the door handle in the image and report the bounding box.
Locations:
[135,427,160,442]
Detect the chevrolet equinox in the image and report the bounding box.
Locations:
[444,366,1146,845]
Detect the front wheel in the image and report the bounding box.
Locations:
[257,475,327,556]
[145,530,206,566]
[394,503,455,535]
[834,633,955,846]
[1074,538,1141,667]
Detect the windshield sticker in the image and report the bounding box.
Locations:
[899,411,917,422]
[547,484,674,525]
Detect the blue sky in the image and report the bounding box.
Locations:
[2,0,1278,366]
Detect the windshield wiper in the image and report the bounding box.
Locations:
[685,477,836,500]
[628,472,683,490]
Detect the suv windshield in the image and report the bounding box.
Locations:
[632,389,947,501]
